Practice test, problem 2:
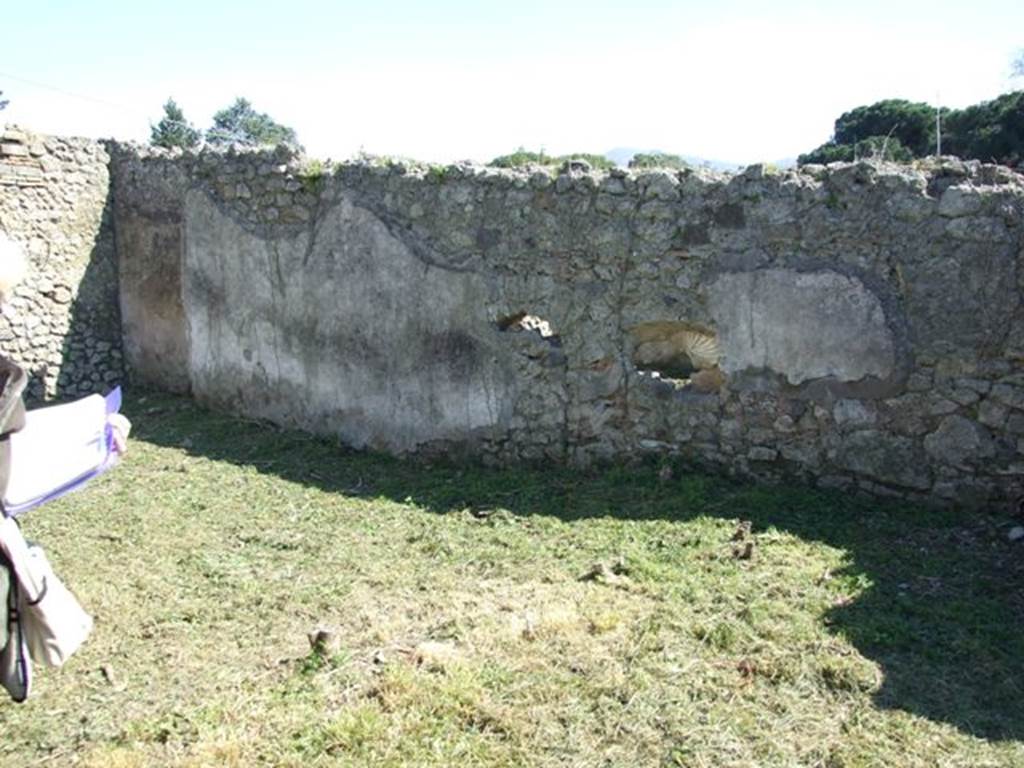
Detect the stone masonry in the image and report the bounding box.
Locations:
[106,141,1024,509]
[0,126,123,401]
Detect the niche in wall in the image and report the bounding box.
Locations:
[497,312,557,340]
[628,321,724,392]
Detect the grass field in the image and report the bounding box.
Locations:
[1,391,1022,767]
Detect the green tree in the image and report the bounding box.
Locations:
[798,135,913,165]
[628,152,690,170]
[832,99,935,157]
[798,98,938,166]
[944,90,1024,167]
[800,91,1024,167]
[149,98,201,149]
[206,98,299,147]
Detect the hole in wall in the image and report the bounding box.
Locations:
[628,321,725,392]
[497,312,557,340]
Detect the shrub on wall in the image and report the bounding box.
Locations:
[628,152,691,170]
[488,149,615,170]
[488,148,552,168]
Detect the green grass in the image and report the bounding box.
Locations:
[1,391,1022,766]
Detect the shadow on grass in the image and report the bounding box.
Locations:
[128,390,1024,742]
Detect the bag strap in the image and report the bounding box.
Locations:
[0,548,31,702]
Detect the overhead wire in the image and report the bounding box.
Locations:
[0,70,141,116]
[0,70,255,144]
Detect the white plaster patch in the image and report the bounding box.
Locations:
[182,189,509,452]
[707,269,895,385]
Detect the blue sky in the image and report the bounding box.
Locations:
[3,0,1022,164]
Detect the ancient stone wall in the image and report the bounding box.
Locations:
[108,143,1024,508]
[0,127,123,401]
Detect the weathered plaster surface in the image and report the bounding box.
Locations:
[103,144,1024,507]
[183,190,511,452]
[708,269,895,384]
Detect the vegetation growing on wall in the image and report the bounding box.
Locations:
[488,148,615,170]
[297,158,329,194]
[628,152,691,170]
[487,148,551,168]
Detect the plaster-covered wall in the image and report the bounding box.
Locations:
[110,143,1024,508]
[0,126,123,401]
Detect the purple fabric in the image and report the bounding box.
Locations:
[103,387,122,455]
[4,387,123,517]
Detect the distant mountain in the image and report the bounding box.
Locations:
[604,147,796,172]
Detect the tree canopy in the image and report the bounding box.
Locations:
[799,91,1024,167]
[799,135,913,165]
[944,90,1024,167]
[831,99,935,156]
[149,98,201,149]
[206,98,299,148]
